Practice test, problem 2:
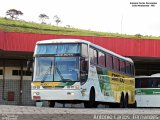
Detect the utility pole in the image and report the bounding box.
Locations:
[121,14,123,34]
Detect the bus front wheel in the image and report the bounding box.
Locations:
[84,89,97,108]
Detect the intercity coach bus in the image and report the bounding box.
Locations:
[31,39,136,108]
[136,74,160,107]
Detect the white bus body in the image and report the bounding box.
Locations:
[31,39,135,108]
[135,75,160,107]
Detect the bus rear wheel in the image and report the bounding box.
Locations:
[49,101,55,107]
[119,95,125,108]
[84,89,97,108]
[124,95,129,108]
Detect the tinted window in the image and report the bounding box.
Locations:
[131,64,134,75]
[81,44,88,57]
[120,60,125,73]
[90,48,94,63]
[106,54,113,69]
[135,79,141,88]
[113,57,120,71]
[93,49,98,64]
[136,78,160,88]
[90,47,98,64]
[98,51,105,67]
[126,62,131,74]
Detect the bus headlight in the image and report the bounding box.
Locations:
[32,86,40,89]
[33,92,40,96]
[75,85,80,89]
[67,92,75,96]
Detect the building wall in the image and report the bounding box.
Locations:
[0,59,87,107]
[0,59,34,106]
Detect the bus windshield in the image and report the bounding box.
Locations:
[33,57,79,82]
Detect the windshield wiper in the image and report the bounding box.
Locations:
[41,62,52,82]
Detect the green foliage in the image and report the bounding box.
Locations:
[0,17,159,39]
[39,14,49,23]
[53,15,61,26]
[6,9,23,20]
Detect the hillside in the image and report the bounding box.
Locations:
[0,17,160,39]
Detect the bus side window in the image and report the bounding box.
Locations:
[81,44,88,57]
[89,48,94,63]
[152,78,159,88]
[113,57,120,71]
[135,78,141,88]
[106,54,113,69]
[141,80,147,88]
[98,51,105,67]
[126,62,132,75]
[158,81,160,87]
[120,60,126,73]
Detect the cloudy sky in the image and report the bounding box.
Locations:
[0,0,159,36]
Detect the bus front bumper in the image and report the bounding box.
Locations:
[31,89,83,101]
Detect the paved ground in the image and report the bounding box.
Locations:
[0,105,160,120]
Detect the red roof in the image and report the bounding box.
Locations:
[0,31,160,57]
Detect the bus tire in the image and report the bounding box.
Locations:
[124,94,129,108]
[49,101,55,107]
[133,101,137,108]
[119,94,125,108]
[130,100,137,108]
[84,89,97,108]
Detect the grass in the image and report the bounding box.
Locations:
[0,17,160,39]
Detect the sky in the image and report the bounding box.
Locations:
[0,0,160,36]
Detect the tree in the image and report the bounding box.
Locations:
[39,14,49,24]
[135,33,142,38]
[66,25,71,28]
[6,9,23,19]
[53,15,61,26]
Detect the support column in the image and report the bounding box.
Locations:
[2,59,5,100]
[19,61,23,105]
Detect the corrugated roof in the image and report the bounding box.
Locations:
[0,31,160,57]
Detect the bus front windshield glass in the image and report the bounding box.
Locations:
[34,57,79,82]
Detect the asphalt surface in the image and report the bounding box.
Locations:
[0,105,160,120]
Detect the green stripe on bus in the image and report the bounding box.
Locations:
[136,89,160,95]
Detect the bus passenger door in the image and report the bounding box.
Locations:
[80,58,89,97]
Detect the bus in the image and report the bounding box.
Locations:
[31,39,136,108]
[135,74,160,107]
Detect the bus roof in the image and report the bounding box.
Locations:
[151,73,160,77]
[135,76,160,78]
[36,39,133,63]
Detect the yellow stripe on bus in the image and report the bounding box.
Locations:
[32,82,61,86]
